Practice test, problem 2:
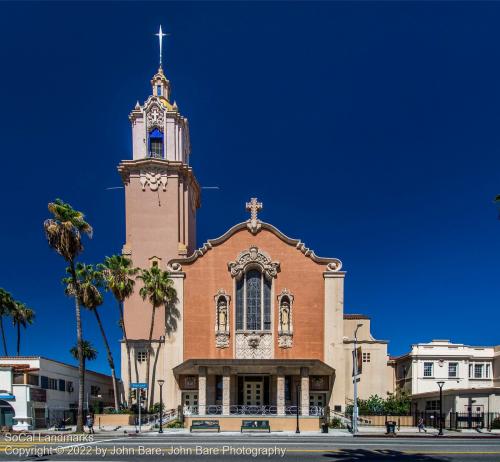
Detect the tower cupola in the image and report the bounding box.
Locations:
[151,66,171,101]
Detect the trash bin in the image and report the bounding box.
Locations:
[386,421,396,435]
[321,423,329,433]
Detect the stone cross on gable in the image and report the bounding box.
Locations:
[246,197,263,234]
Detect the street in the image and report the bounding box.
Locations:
[0,434,499,461]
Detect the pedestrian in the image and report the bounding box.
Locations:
[417,416,427,433]
[86,414,95,434]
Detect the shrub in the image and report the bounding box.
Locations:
[166,420,184,429]
[328,417,343,429]
[491,417,500,429]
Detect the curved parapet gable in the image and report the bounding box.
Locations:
[168,220,342,271]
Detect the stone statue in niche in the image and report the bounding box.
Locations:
[277,289,294,349]
[217,297,228,332]
[214,290,230,349]
[280,297,291,334]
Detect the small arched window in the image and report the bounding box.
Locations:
[235,268,271,331]
[149,128,164,158]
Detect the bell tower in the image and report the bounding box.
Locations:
[118,63,200,267]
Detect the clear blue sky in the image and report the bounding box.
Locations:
[1,2,499,375]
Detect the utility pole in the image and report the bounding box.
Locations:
[352,323,363,435]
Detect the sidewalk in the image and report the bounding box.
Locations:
[355,426,500,438]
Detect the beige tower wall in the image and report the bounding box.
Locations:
[323,272,346,411]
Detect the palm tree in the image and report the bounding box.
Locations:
[0,289,15,355]
[64,263,120,411]
[98,255,139,407]
[11,302,35,356]
[138,266,176,408]
[70,340,97,414]
[44,198,92,432]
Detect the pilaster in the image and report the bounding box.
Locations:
[198,366,207,416]
[222,366,231,416]
[277,367,285,416]
[301,367,309,416]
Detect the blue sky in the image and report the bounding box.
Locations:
[0,2,499,375]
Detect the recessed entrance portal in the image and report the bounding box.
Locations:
[244,378,263,406]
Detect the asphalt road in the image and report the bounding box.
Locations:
[0,434,499,461]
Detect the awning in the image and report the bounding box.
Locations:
[173,359,335,376]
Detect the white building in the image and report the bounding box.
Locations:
[0,357,117,430]
[394,340,500,417]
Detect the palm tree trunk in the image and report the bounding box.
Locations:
[92,309,120,411]
[16,323,20,356]
[70,260,84,432]
[145,306,156,411]
[0,317,8,356]
[118,301,135,407]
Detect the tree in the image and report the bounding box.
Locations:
[44,198,92,432]
[138,266,176,408]
[11,302,35,356]
[64,263,120,411]
[0,289,15,355]
[98,255,139,406]
[70,340,97,413]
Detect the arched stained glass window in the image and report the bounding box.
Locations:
[235,269,272,332]
[246,270,261,331]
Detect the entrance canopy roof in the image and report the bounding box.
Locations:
[173,359,335,376]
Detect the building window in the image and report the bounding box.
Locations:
[58,379,66,392]
[235,268,272,331]
[41,376,48,389]
[48,378,57,390]
[425,400,439,411]
[448,362,458,378]
[423,362,433,377]
[362,352,371,363]
[27,374,39,386]
[215,376,223,403]
[474,363,484,379]
[149,128,164,158]
[91,386,100,397]
[66,381,74,392]
[157,85,162,96]
[486,364,491,378]
[136,350,148,363]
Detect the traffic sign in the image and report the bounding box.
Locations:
[130,383,148,389]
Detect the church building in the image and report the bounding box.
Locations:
[118,55,393,430]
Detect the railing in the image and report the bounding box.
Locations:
[183,405,325,416]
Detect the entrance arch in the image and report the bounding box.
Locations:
[0,400,15,427]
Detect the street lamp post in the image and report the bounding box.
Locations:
[437,381,445,436]
[158,379,165,434]
[295,384,300,434]
[352,323,363,435]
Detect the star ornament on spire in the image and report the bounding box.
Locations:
[155,25,169,67]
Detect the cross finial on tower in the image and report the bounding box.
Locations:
[246,197,263,234]
[155,25,168,67]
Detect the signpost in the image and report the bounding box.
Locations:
[131,383,148,433]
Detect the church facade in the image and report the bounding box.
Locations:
[118,64,393,428]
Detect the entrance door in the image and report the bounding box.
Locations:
[182,392,198,415]
[244,380,263,406]
[309,393,326,416]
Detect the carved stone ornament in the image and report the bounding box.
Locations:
[246,197,263,234]
[228,246,280,279]
[146,103,165,130]
[167,262,183,273]
[326,261,342,272]
[235,333,273,359]
[140,168,168,192]
[215,289,231,349]
[278,334,293,349]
